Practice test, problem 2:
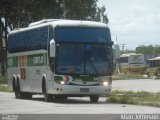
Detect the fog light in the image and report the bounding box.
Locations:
[103,81,108,86]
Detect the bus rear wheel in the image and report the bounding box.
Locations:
[14,78,32,99]
[14,78,22,99]
[90,95,99,103]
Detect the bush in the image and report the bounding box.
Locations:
[0,85,10,92]
[107,95,134,104]
[112,74,148,80]
[0,76,7,84]
[107,90,160,107]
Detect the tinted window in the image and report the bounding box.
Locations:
[55,27,111,43]
[118,57,128,63]
[56,43,110,75]
[8,26,52,53]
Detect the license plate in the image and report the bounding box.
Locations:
[80,88,89,92]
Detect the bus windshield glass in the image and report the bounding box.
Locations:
[118,57,128,63]
[149,60,160,67]
[56,44,110,75]
[55,27,112,75]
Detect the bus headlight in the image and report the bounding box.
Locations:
[101,79,112,86]
[60,81,65,85]
[55,80,68,85]
[102,81,108,86]
[55,76,70,85]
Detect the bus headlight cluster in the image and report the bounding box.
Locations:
[59,80,69,85]
[55,80,68,85]
[55,76,70,85]
[100,79,112,86]
[60,81,65,85]
[102,81,108,86]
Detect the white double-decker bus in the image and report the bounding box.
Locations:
[7,19,114,102]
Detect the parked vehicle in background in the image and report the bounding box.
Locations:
[118,53,145,75]
[7,19,119,103]
[146,56,160,76]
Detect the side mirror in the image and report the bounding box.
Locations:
[114,43,121,59]
[110,41,114,46]
[50,39,55,57]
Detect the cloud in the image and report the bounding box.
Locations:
[98,0,160,49]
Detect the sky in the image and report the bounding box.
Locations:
[98,0,160,50]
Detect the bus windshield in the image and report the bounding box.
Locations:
[149,60,160,67]
[56,43,110,75]
[118,57,128,63]
[55,27,112,75]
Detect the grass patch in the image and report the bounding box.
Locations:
[154,76,160,80]
[0,84,10,92]
[112,74,148,80]
[107,90,160,107]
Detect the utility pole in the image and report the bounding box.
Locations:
[0,0,12,77]
[63,0,66,19]
[121,44,125,53]
[116,36,117,42]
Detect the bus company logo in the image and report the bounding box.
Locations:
[33,56,44,64]
[82,80,87,85]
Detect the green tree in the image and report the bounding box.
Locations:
[136,44,160,55]
[64,0,108,23]
[0,0,108,28]
[124,49,135,54]
[0,0,109,76]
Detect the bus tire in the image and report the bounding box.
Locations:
[90,95,99,103]
[14,77,22,99]
[42,78,53,102]
[12,77,16,92]
[15,77,32,99]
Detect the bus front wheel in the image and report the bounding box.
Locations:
[42,78,53,102]
[90,95,99,103]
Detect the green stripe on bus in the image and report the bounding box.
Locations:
[27,53,46,67]
[7,53,47,68]
[7,57,18,67]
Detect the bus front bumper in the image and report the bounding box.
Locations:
[52,84,112,96]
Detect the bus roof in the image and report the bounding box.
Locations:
[120,53,143,57]
[148,56,160,61]
[9,19,109,35]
